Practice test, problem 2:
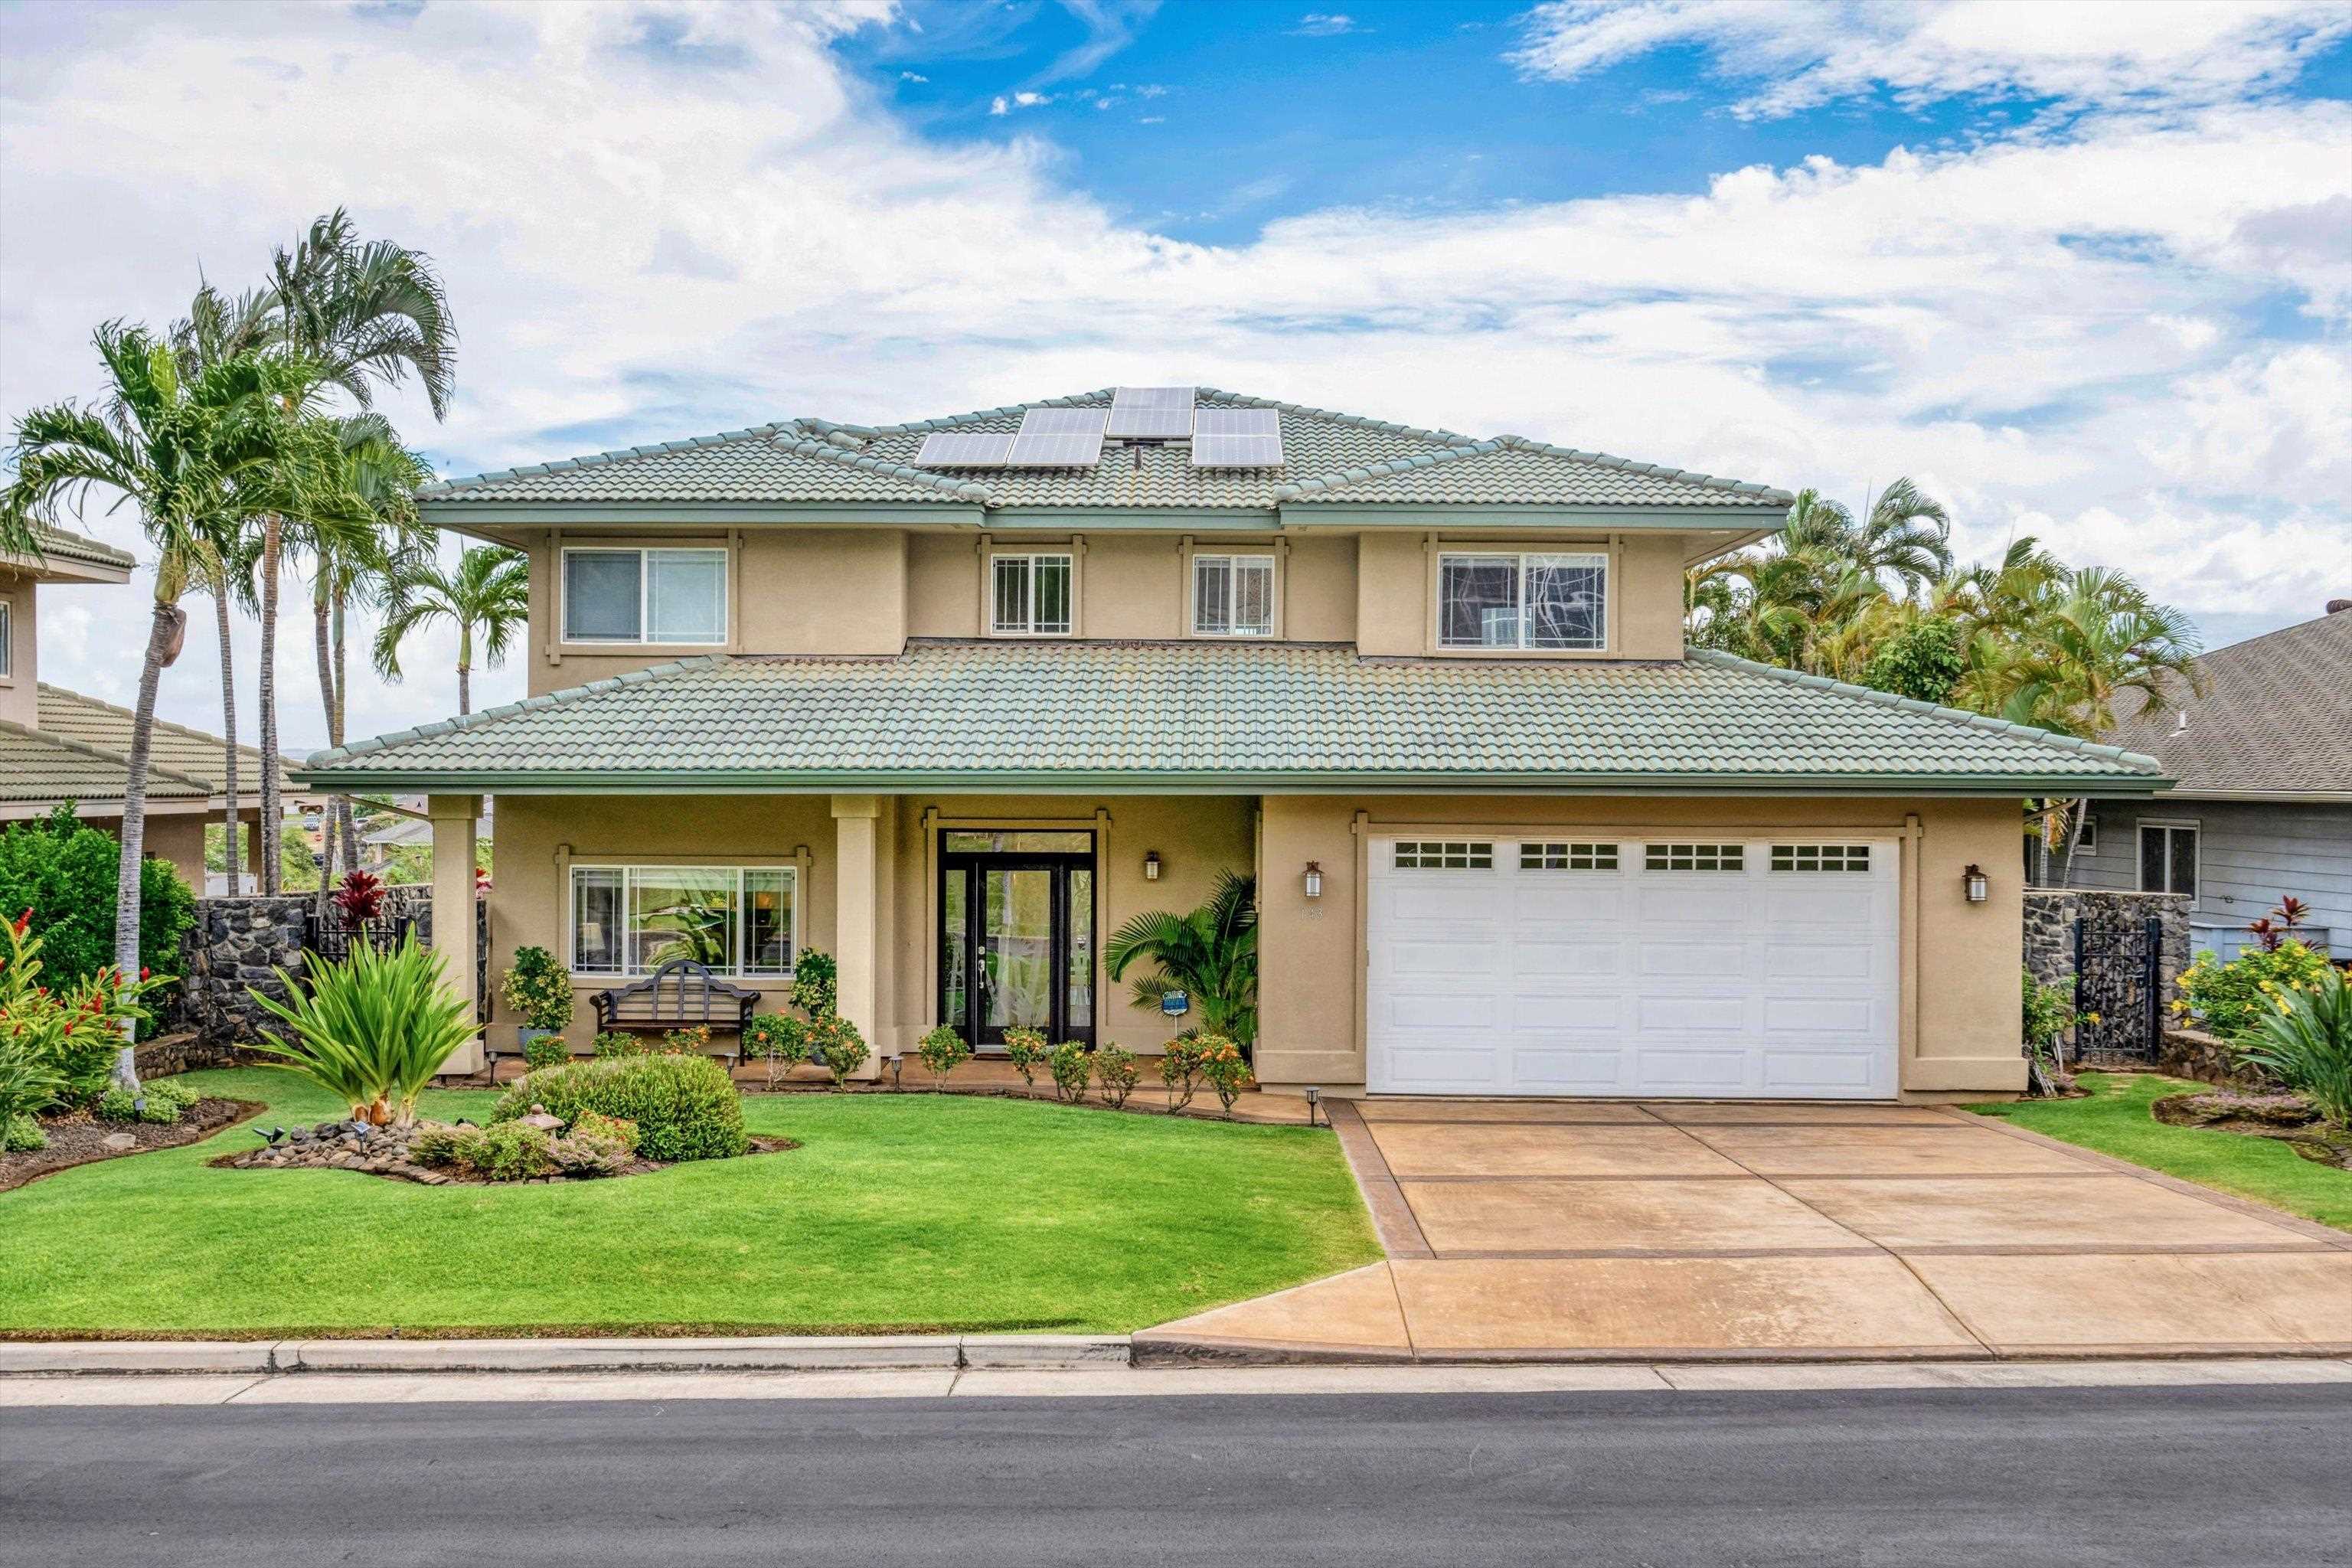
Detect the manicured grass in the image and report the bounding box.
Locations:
[0,1068,1380,1338]
[1970,1071,2352,1233]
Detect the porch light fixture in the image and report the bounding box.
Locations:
[1143,851,1161,882]
[1963,864,1989,904]
[1303,861,1324,900]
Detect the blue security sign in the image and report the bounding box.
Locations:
[1160,989,1191,1018]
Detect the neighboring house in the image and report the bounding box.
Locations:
[296,387,2170,1098]
[2057,602,2350,961]
[359,794,492,873]
[1,523,305,891]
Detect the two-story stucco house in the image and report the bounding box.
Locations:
[296,388,2171,1099]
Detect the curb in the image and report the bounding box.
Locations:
[0,1334,1132,1377]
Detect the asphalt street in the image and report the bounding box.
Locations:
[5,1383,2350,1566]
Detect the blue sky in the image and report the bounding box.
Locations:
[2,0,2348,744]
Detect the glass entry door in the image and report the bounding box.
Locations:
[939,833,1094,1049]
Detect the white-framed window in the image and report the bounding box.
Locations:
[562,547,727,645]
[991,552,1073,635]
[1521,841,1619,871]
[1770,844,1871,873]
[1393,840,1493,870]
[1192,553,1276,636]
[2074,813,2097,854]
[1437,551,1606,651]
[2138,823,2198,901]
[569,864,797,978]
[1645,842,1745,872]
[0,596,11,678]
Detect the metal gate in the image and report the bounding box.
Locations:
[2072,913,2163,1061]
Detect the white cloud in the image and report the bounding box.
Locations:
[1508,0,2352,117]
[900,70,927,83]
[1289,13,1364,38]
[1,1,2346,747]
[990,89,1055,115]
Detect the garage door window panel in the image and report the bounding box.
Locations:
[1521,841,1619,871]
[1645,842,1745,872]
[1393,841,1493,870]
[1770,844,1870,873]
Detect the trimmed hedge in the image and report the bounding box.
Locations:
[491,1054,746,1162]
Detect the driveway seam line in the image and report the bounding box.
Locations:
[1325,1099,1436,1260]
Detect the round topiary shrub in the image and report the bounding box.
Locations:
[491,1054,747,1162]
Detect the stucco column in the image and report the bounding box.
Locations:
[429,794,484,1076]
[831,793,882,1080]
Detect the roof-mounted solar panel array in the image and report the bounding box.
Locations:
[1190,407,1285,468]
[913,430,1016,467]
[1007,407,1109,467]
[1106,386,1195,439]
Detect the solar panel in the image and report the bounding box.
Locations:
[1189,407,1284,467]
[1006,407,1109,468]
[1105,386,1195,439]
[914,431,1014,467]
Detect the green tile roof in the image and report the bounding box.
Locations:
[417,389,1792,516]
[0,721,211,806]
[36,684,299,795]
[2,524,136,574]
[299,642,2165,795]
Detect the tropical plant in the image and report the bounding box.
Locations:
[1,1112,47,1153]
[97,1076,198,1125]
[498,945,575,1032]
[491,1054,744,1161]
[246,934,475,1126]
[522,1034,571,1072]
[1093,1044,1140,1109]
[916,1024,971,1090]
[1159,1035,1202,1112]
[743,1013,809,1086]
[0,1037,65,1138]
[0,911,166,1116]
[372,544,528,716]
[1106,871,1259,1047]
[661,1024,713,1055]
[2245,896,2314,956]
[1194,1035,1252,1118]
[0,807,194,1021]
[789,949,839,1020]
[2172,941,2335,1046]
[1002,1027,1050,1098]
[592,1030,646,1059]
[1048,1040,1092,1102]
[2020,967,2079,1096]
[332,867,388,926]
[808,1012,867,1089]
[2235,963,2352,1128]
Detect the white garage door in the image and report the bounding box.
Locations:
[1366,835,1900,1099]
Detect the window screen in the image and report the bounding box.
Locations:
[563,550,642,642]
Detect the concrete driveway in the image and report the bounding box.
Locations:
[1138,1099,2352,1364]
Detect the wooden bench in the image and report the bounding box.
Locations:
[589,960,760,1067]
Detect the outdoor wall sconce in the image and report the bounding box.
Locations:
[1303,861,1325,900]
[1964,864,1989,904]
[1143,851,1161,882]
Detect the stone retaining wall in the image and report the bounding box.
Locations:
[172,885,434,1048]
[2156,1025,2273,1092]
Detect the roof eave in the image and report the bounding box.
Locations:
[2145,787,2352,804]
[417,501,988,529]
[1278,503,1792,528]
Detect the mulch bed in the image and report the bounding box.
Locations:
[0,1099,262,1194]
[2153,1090,2352,1171]
[210,1126,799,1186]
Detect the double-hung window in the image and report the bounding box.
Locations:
[1437,551,1606,651]
[2138,824,2198,902]
[1193,553,1275,636]
[991,553,1073,635]
[562,547,727,645]
[569,864,797,978]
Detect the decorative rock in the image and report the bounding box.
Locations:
[101,1132,138,1151]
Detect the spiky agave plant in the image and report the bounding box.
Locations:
[247,934,474,1125]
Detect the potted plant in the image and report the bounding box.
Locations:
[499,946,575,1057]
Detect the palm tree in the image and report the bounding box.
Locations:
[1105,872,1259,1047]
[2,325,318,1089]
[249,211,456,892]
[371,544,529,715]
[1781,480,1954,599]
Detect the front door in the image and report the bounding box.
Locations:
[939,831,1095,1050]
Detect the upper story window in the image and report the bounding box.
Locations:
[0,596,11,677]
[563,547,727,645]
[1193,553,1275,637]
[992,552,1073,636]
[1437,551,1606,652]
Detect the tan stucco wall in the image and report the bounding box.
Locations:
[737,530,906,655]
[907,532,980,638]
[1255,793,2024,1099]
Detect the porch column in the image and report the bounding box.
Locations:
[429,794,484,1076]
[831,793,882,1080]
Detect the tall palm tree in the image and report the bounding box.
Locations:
[1781,480,1954,600]
[372,544,529,715]
[250,211,456,892]
[2,325,318,1089]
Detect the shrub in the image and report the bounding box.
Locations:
[2,1112,46,1152]
[522,1034,571,1071]
[571,1110,640,1155]
[247,935,478,1126]
[1093,1044,1140,1109]
[661,1024,712,1055]
[0,1038,63,1136]
[2021,968,2079,1091]
[1194,1035,1251,1118]
[1049,1040,1091,1103]
[916,1024,970,1089]
[744,1013,808,1062]
[2236,963,2352,1128]
[332,868,388,926]
[789,949,838,1020]
[592,1031,645,1058]
[468,1121,557,1181]
[492,1054,747,1161]
[499,946,575,1033]
[2174,941,2334,1045]
[1158,1036,1201,1112]
[0,806,193,1032]
[808,1013,867,1089]
[408,1124,469,1168]
[1002,1027,1049,1098]
[97,1076,197,1125]
[0,911,164,1114]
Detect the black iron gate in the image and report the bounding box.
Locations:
[2072,913,2163,1061]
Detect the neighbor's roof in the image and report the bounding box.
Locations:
[299,642,2164,795]
[36,684,300,798]
[415,388,1792,518]
[0,721,211,806]
[2,523,136,576]
[2105,607,2352,797]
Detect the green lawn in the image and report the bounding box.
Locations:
[0,1068,1380,1339]
[1971,1071,2352,1233]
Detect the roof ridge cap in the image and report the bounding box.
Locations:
[769,431,992,502]
[861,390,1118,438]
[1195,387,1481,449]
[416,424,802,498]
[1685,649,2166,773]
[1273,439,1500,501]
[307,656,726,767]
[1488,435,1795,503]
